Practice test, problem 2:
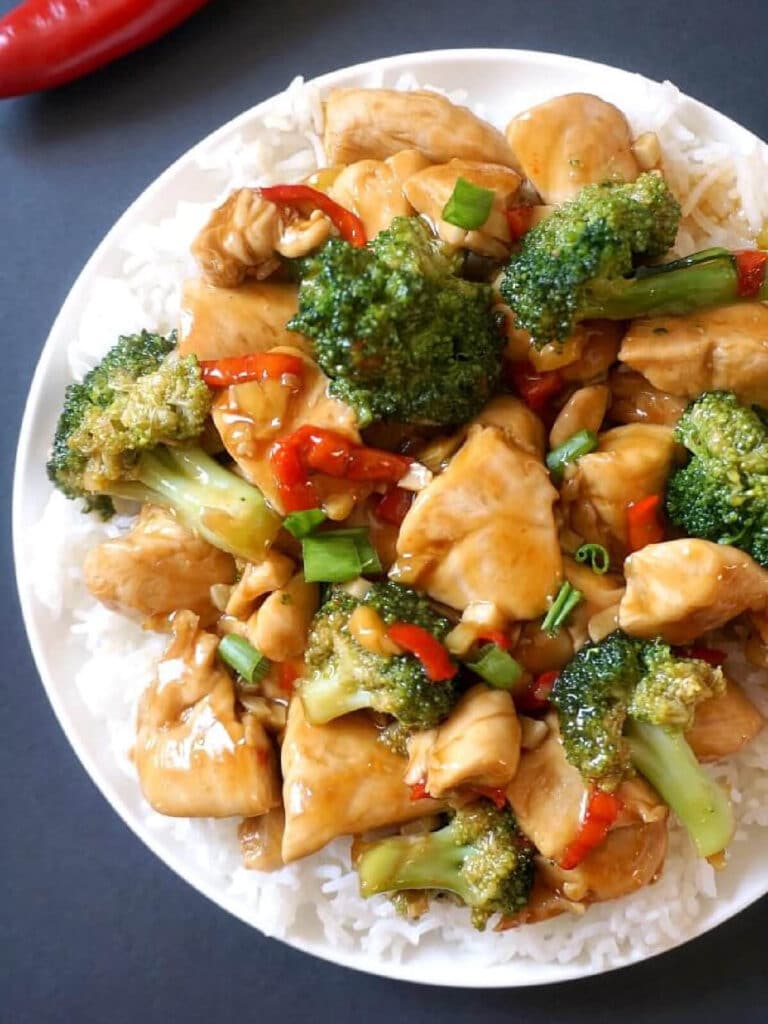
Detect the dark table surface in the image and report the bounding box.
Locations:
[3,1,768,1020]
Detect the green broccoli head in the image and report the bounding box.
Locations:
[499,171,681,346]
[355,800,534,929]
[300,581,459,729]
[666,391,768,566]
[629,640,725,730]
[288,216,504,427]
[47,330,211,513]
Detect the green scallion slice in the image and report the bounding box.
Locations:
[283,508,328,538]
[574,542,610,574]
[467,645,523,690]
[441,177,495,230]
[546,429,599,481]
[541,581,583,635]
[218,634,271,687]
[301,527,382,583]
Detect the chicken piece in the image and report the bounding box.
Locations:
[225,550,295,620]
[402,159,521,258]
[135,611,281,818]
[239,809,285,871]
[501,307,622,379]
[619,305,768,406]
[178,279,308,361]
[559,424,678,562]
[329,150,430,240]
[506,713,666,861]
[505,93,640,205]
[562,555,625,650]
[472,394,545,458]
[84,505,235,625]
[212,346,366,518]
[686,678,764,761]
[247,572,319,661]
[323,88,517,168]
[619,539,768,644]
[608,366,687,427]
[192,187,331,288]
[422,684,522,797]
[281,699,441,862]
[549,384,610,448]
[392,425,562,619]
[497,870,584,927]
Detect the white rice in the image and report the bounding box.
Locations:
[29,73,768,973]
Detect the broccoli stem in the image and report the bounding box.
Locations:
[108,445,281,562]
[357,829,472,902]
[625,719,734,858]
[299,661,378,724]
[581,248,767,321]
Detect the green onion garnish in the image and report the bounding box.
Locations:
[541,581,583,635]
[467,645,523,690]
[218,634,271,687]
[546,429,599,481]
[574,542,610,574]
[441,177,495,230]
[302,527,382,583]
[283,508,328,538]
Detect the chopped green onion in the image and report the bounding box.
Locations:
[574,542,610,574]
[467,644,523,690]
[546,429,598,481]
[302,527,382,583]
[218,634,271,687]
[541,581,583,635]
[283,508,327,538]
[441,177,495,230]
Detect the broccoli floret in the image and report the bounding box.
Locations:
[355,800,534,929]
[46,330,281,561]
[299,581,459,729]
[666,391,768,566]
[288,216,504,427]
[551,631,732,857]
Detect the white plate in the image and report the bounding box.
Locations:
[13,48,768,987]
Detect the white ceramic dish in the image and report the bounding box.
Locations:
[13,48,768,987]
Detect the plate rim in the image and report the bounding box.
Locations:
[12,46,768,988]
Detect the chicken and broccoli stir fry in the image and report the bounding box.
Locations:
[49,87,768,931]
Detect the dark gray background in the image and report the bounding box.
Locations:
[2,1,767,1020]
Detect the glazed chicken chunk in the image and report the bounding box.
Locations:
[504,93,641,205]
[323,88,517,167]
[392,425,562,619]
[135,611,281,818]
[686,678,764,762]
[329,149,430,240]
[619,539,768,644]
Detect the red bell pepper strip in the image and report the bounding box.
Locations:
[409,780,429,802]
[505,206,534,241]
[734,250,768,298]
[626,493,665,552]
[199,352,304,388]
[374,487,414,526]
[260,184,367,248]
[0,0,210,99]
[278,661,301,694]
[559,788,622,871]
[474,629,510,651]
[507,363,564,416]
[676,645,727,667]
[386,622,457,683]
[515,670,558,713]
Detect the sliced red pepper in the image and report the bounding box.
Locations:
[505,206,534,241]
[374,487,414,526]
[269,442,319,513]
[734,250,768,298]
[626,493,665,552]
[516,670,558,713]
[409,779,429,802]
[474,629,510,651]
[506,363,564,416]
[260,183,367,248]
[677,645,727,667]
[559,788,622,871]
[346,447,413,483]
[278,661,301,694]
[199,351,304,388]
[386,622,457,683]
[471,786,508,809]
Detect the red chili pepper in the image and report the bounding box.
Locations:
[516,670,559,713]
[505,206,534,241]
[0,0,210,99]
[506,363,564,416]
[409,780,429,802]
[269,442,318,513]
[386,622,457,683]
[559,788,622,871]
[199,352,304,388]
[677,646,727,667]
[474,629,510,651]
[626,493,665,552]
[260,184,367,248]
[374,487,414,526]
[278,661,301,694]
[472,786,508,809]
[734,250,768,298]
